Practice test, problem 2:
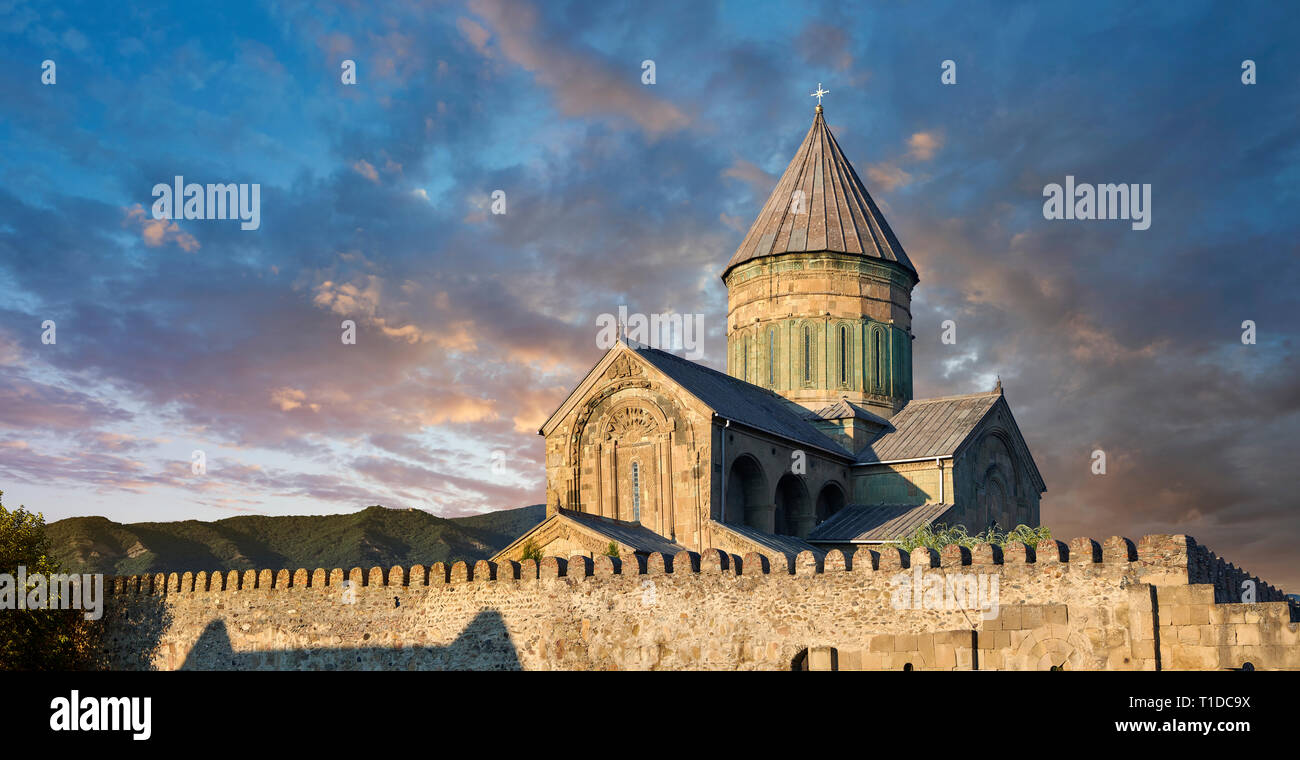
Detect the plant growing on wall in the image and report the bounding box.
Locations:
[603,541,620,558]
[896,522,1052,552]
[519,539,543,562]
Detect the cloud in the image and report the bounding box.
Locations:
[271,387,321,413]
[465,0,689,135]
[351,159,380,182]
[0,372,132,431]
[122,204,199,251]
[866,163,913,191]
[456,17,492,57]
[2,0,1298,588]
[722,159,777,192]
[311,276,433,345]
[907,131,943,161]
[796,22,854,73]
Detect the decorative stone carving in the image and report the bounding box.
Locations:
[605,354,641,380]
[605,405,657,443]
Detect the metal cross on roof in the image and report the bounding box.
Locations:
[810,83,829,106]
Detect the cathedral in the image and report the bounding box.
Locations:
[493,103,1045,567]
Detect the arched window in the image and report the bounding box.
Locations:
[839,325,849,385]
[802,325,813,384]
[873,329,884,391]
[631,461,641,522]
[767,328,777,387]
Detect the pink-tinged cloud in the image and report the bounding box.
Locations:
[311,276,437,345]
[0,374,132,431]
[466,0,689,135]
[866,163,914,191]
[122,204,199,252]
[722,159,777,192]
[907,131,943,161]
[456,17,492,57]
[349,455,539,516]
[351,159,380,182]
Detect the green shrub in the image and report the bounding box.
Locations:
[603,541,620,558]
[519,539,543,562]
[895,522,1052,552]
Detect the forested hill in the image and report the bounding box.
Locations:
[45,504,545,576]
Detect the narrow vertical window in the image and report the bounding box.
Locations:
[768,328,777,386]
[803,326,812,384]
[839,325,848,385]
[742,335,749,381]
[874,330,884,391]
[631,461,641,522]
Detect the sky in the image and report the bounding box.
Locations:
[1,1,1297,587]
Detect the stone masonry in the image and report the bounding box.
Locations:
[98,534,1297,670]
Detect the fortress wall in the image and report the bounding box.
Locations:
[98,534,1298,671]
[1185,541,1285,603]
[1153,584,1300,670]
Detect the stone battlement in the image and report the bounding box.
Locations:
[106,534,1286,601]
[98,534,1297,671]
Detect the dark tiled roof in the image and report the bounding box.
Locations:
[632,343,852,457]
[807,503,956,543]
[810,397,890,425]
[723,108,916,279]
[855,391,1001,463]
[714,520,825,559]
[559,509,685,555]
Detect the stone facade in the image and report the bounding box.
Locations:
[717,424,850,538]
[947,401,1043,529]
[725,252,916,417]
[539,350,716,550]
[98,535,1297,670]
[489,106,1050,561]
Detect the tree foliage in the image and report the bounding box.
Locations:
[0,490,104,670]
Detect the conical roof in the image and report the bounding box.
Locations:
[723,107,916,280]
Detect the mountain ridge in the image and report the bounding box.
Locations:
[45,504,545,576]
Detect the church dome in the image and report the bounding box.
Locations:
[721,106,916,281]
[723,105,918,418]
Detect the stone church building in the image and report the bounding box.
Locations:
[494,105,1045,566]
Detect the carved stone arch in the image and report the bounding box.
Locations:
[1010,629,1093,671]
[565,374,654,467]
[975,428,1019,530]
[599,397,671,444]
[572,388,686,528]
[981,466,1011,532]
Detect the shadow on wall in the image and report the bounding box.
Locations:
[98,590,173,671]
[178,609,522,671]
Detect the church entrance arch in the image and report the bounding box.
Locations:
[726,455,770,531]
[774,474,812,537]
